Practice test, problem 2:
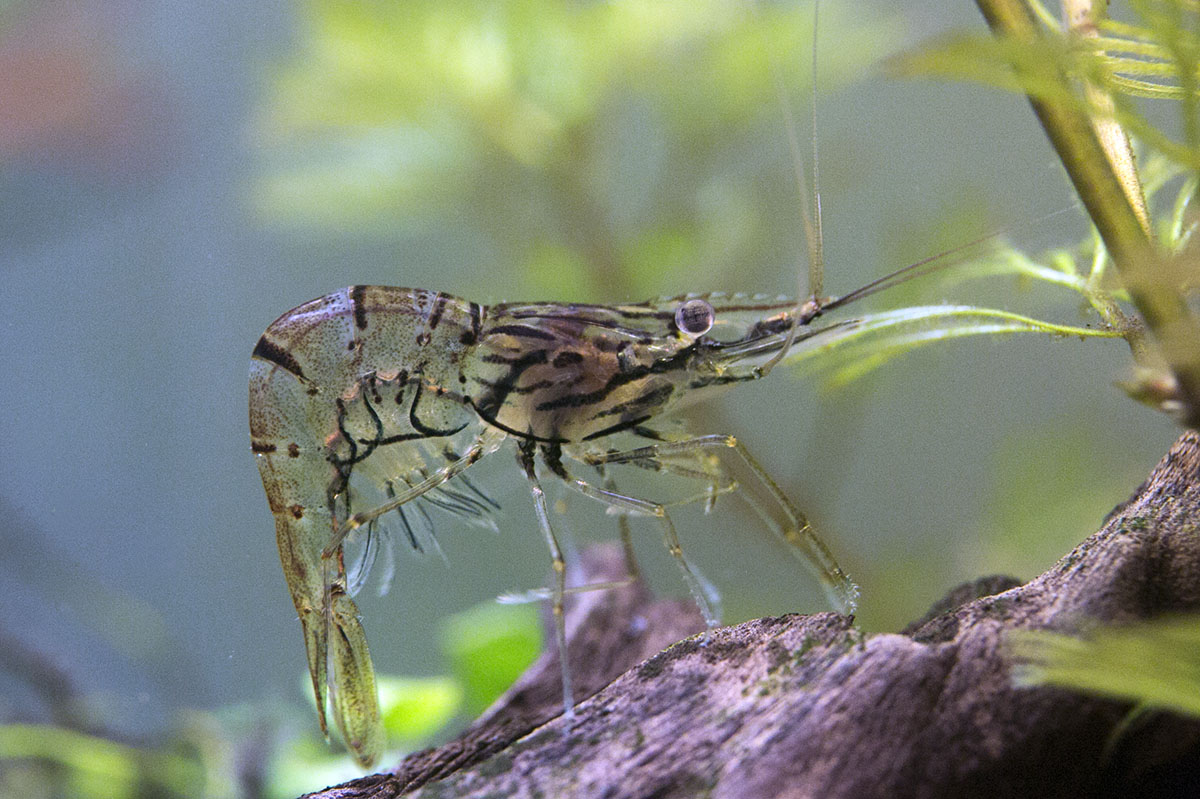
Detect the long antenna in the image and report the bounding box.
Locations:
[817,205,1080,314]
[808,0,824,301]
[750,0,824,377]
[764,0,825,301]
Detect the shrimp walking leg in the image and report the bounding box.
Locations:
[590,465,643,582]
[314,429,506,759]
[517,439,575,718]
[550,447,722,628]
[323,427,507,557]
[581,435,859,615]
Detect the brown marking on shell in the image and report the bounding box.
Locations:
[252,335,307,381]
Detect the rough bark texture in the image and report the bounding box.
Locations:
[304,431,1200,799]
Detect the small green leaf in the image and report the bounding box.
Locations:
[892,1,1200,170]
[787,304,1121,388]
[376,675,463,742]
[267,736,363,799]
[440,601,542,715]
[1010,615,1200,719]
[0,724,204,799]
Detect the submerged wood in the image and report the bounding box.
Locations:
[304,431,1200,799]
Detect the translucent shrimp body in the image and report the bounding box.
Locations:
[250,285,858,766]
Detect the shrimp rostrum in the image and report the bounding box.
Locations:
[249,284,870,767]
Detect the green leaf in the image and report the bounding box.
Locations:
[440,601,542,715]
[251,0,901,298]
[376,675,463,742]
[0,724,204,799]
[1010,615,1200,718]
[787,304,1121,388]
[892,0,1200,170]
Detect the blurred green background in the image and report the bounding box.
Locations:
[0,0,1181,794]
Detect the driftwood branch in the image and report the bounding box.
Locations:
[305,431,1200,799]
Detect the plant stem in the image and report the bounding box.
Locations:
[975,0,1200,427]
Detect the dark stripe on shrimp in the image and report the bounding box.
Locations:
[427,292,448,330]
[483,324,558,341]
[632,425,667,441]
[468,399,567,443]
[533,365,650,411]
[408,383,470,438]
[552,351,583,367]
[350,284,369,330]
[460,302,484,345]
[378,431,426,445]
[581,415,653,441]
[252,335,306,381]
[540,442,569,480]
[533,348,693,412]
[509,312,653,339]
[593,383,673,419]
[471,349,550,417]
[473,375,558,395]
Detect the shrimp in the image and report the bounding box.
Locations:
[249,276,925,766]
[247,0,953,766]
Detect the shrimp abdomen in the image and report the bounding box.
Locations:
[250,286,486,767]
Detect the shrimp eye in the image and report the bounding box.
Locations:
[674,298,715,338]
